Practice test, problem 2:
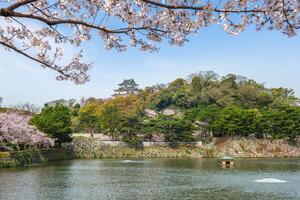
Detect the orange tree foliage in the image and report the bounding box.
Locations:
[79,95,143,117]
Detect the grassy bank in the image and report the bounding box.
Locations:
[0,148,73,168]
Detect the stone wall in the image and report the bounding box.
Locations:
[77,139,202,147]
[2,137,300,168]
[214,137,300,158]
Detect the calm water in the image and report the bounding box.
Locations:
[1,158,300,200]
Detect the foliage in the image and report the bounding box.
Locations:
[168,78,187,91]
[98,103,123,140]
[198,104,300,141]
[155,91,174,111]
[30,103,73,145]
[208,106,260,137]
[149,115,195,147]
[183,104,221,125]
[72,71,300,143]
[259,105,300,140]
[172,90,197,109]
[72,103,81,116]
[121,113,144,148]
[188,71,219,93]
[78,109,99,134]
[7,71,294,145]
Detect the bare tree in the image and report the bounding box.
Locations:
[0,0,299,83]
[11,102,40,113]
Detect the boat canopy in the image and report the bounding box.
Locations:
[220,156,234,160]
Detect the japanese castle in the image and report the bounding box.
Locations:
[113,79,139,96]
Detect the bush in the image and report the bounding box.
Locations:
[122,134,143,149]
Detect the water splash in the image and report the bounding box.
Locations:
[254,178,288,183]
[120,160,148,163]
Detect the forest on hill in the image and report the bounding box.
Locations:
[1,71,300,150]
[73,71,300,146]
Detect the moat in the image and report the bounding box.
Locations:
[1,158,300,200]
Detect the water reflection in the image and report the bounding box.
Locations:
[1,158,300,200]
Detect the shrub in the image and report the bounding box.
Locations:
[122,134,143,149]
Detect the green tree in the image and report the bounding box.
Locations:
[271,87,295,100]
[30,103,73,145]
[99,104,123,140]
[121,113,144,148]
[72,103,81,116]
[168,78,187,92]
[155,91,174,110]
[188,71,219,92]
[196,104,221,124]
[209,106,259,137]
[78,111,99,136]
[172,90,196,108]
[191,76,203,93]
[236,81,272,108]
[153,115,195,147]
[259,105,300,140]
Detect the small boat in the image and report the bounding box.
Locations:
[219,156,234,167]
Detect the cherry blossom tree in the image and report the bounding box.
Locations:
[0,0,299,84]
[0,111,54,150]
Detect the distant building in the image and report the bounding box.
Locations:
[291,100,300,107]
[113,79,139,96]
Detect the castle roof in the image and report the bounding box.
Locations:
[118,79,138,87]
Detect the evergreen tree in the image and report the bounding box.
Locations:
[30,103,73,145]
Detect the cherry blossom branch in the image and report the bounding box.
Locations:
[0,40,70,77]
[5,0,38,11]
[1,9,166,35]
[0,0,299,84]
[141,0,267,13]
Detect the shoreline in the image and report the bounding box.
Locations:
[2,151,300,168]
[1,137,300,168]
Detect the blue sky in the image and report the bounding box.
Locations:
[0,24,299,106]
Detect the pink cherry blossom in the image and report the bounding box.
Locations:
[0,111,54,150]
[0,0,299,83]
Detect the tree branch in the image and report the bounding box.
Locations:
[140,0,266,13]
[0,40,70,78]
[6,0,38,11]
[0,9,165,34]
